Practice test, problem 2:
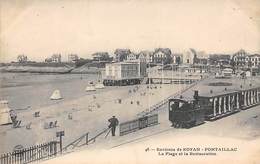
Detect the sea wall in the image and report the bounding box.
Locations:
[0,65,73,73]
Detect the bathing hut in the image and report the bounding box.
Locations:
[86,81,96,92]
[0,100,12,125]
[95,83,105,89]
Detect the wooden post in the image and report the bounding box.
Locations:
[218,97,222,115]
[223,96,226,113]
[213,98,216,117]
[86,133,89,145]
[59,135,62,154]
[56,131,65,154]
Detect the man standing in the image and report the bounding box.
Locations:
[108,116,119,136]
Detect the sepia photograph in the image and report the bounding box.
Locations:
[0,0,260,163]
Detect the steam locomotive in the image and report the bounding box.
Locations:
[169,85,260,128]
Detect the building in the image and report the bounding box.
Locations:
[138,50,153,63]
[92,52,112,62]
[45,54,61,63]
[232,49,249,67]
[191,49,208,65]
[152,48,172,64]
[182,50,194,64]
[171,53,183,65]
[105,62,139,79]
[103,61,144,86]
[208,54,231,66]
[68,54,79,63]
[126,53,137,61]
[248,54,260,68]
[177,64,209,74]
[114,49,131,62]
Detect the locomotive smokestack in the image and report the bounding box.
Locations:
[194,90,199,100]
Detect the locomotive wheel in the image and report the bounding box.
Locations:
[175,123,181,128]
[186,123,192,129]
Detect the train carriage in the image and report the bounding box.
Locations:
[197,90,241,120]
[168,84,260,128]
[239,86,260,109]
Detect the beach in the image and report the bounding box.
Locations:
[0,72,188,153]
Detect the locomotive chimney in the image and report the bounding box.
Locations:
[194,90,199,100]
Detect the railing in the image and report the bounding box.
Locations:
[63,128,110,151]
[119,114,158,136]
[139,78,203,116]
[0,141,58,164]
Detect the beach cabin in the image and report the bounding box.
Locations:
[0,100,12,125]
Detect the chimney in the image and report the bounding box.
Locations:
[224,88,227,91]
[210,90,213,94]
[180,95,183,99]
[240,85,243,88]
[194,90,199,100]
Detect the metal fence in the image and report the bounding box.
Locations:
[0,141,59,164]
[119,114,158,136]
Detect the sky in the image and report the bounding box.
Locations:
[0,0,260,62]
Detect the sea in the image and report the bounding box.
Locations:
[0,72,100,110]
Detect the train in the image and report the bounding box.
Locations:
[168,84,260,128]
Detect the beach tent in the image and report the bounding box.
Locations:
[86,81,96,91]
[0,100,12,125]
[85,86,96,92]
[246,70,251,77]
[95,83,105,89]
[50,90,62,100]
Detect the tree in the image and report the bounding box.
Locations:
[17,55,28,63]
[114,49,131,62]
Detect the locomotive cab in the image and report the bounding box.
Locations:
[168,97,205,128]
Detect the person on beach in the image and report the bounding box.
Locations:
[108,116,119,136]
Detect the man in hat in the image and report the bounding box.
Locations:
[108,116,119,136]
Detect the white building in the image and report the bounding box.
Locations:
[171,53,183,64]
[105,62,140,80]
[138,51,153,63]
[248,54,260,68]
[68,54,79,63]
[126,53,137,61]
[182,50,194,64]
[232,49,248,66]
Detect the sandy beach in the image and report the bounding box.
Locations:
[42,103,260,164]
[0,72,188,153]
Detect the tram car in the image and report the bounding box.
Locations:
[169,85,260,128]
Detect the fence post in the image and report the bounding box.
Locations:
[86,133,89,145]
[54,142,57,156]
[56,131,65,154]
